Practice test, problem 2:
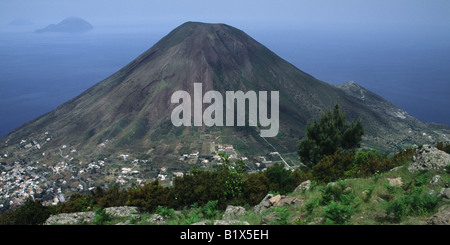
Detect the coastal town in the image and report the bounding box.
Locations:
[0,132,288,214]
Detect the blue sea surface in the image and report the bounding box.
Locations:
[0,26,449,137]
[0,27,161,137]
[253,26,450,127]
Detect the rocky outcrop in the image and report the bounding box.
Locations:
[253,194,298,215]
[105,206,139,218]
[294,180,311,192]
[387,177,403,186]
[213,220,249,225]
[45,211,95,225]
[427,206,450,225]
[408,145,450,172]
[44,206,139,225]
[440,188,450,199]
[191,220,249,225]
[147,214,167,225]
[430,175,442,185]
[222,206,246,220]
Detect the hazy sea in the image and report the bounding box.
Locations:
[1,25,449,137]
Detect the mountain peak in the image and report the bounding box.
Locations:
[152,21,262,54]
[1,22,449,209]
[127,21,269,93]
[3,22,448,166]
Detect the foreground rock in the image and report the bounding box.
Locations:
[45,211,94,225]
[427,206,450,225]
[253,194,298,214]
[191,220,250,225]
[294,180,311,192]
[387,177,403,186]
[222,206,246,220]
[147,214,167,225]
[105,206,139,218]
[45,206,139,225]
[440,188,450,199]
[408,145,450,172]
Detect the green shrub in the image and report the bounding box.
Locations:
[180,203,203,225]
[173,170,228,209]
[413,171,430,187]
[222,156,246,199]
[380,183,401,202]
[126,180,171,213]
[351,150,390,177]
[340,191,359,206]
[319,182,358,206]
[272,206,291,225]
[390,148,415,166]
[92,207,111,225]
[362,185,375,202]
[437,142,450,154]
[91,185,128,208]
[155,205,175,219]
[242,172,270,206]
[320,184,341,205]
[264,163,297,194]
[385,192,441,222]
[298,102,364,167]
[202,200,220,220]
[322,201,355,225]
[312,151,355,183]
[304,197,320,214]
[57,193,94,213]
[0,198,56,225]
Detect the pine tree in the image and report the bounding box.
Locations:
[298,102,364,168]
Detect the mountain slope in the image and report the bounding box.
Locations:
[2,21,449,167]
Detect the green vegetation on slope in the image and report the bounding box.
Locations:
[298,102,364,167]
[4,143,439,225]
[1,101,448,225]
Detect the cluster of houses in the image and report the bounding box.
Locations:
[178,151,200,161]
[0,138,110,209]
[115,166,140,185]
[18,132,52,151]
[156,167,184,186]
[0,162,47,209]
[217,145,237,159]
[50,161,69,174]
[1,132,290,213]
[115,155,153,186]
[176,145,283,170]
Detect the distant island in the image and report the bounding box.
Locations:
[35,17,93,33]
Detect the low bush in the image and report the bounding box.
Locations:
[362,185,375,202]
[264,163,298,194]
[437,142,450,154]
[272,206,292,225]
[202,200,220,220]
[155,205,176,219]
[126,180,171,213]
[0,198,56,225]
[385,192,441,222]
[311,150,355,183]
[322,201,355,225]
[304,197,320,214]
[92,207,111,225]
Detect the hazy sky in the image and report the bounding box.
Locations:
[1,0,449,32]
